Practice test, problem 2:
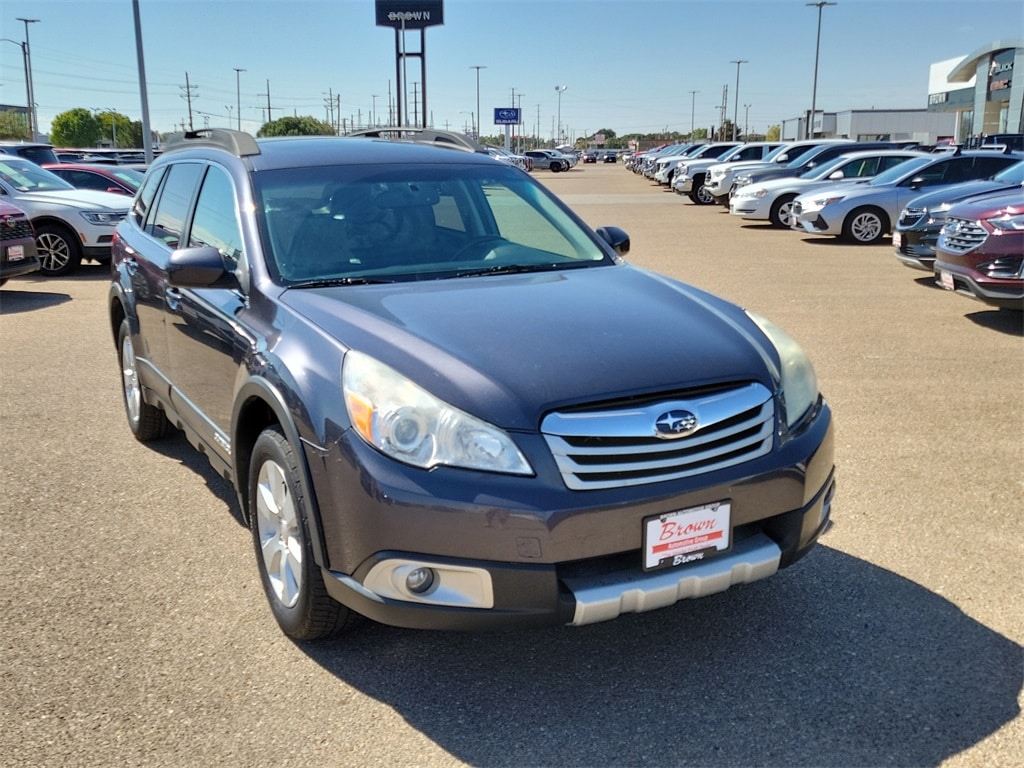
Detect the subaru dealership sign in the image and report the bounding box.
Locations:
[375,0,444,29]
[494,108,521,126]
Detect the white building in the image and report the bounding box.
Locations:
[780,40,1023,144]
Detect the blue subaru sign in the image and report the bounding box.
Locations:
[494,108,521,125]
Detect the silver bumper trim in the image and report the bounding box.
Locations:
[565,533,781,626]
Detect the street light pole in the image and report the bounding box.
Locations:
[744,104,751,138]
[689,90,698,137]
[807,2,837,139]
[555,85,567,145]
[233,68,245,131]
[16,18,39,140]
[470,65,485,139]
[730,59,747,141]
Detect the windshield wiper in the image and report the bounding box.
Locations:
[294,276,394,288]
[450,262,591,279]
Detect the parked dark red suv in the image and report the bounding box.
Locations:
[934,189,1024,312]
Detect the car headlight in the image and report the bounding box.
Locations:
[79,211,126,225]
[987,212,1024,232]
[342,350,533,475]
[736,187,767,199]
[804,195,845,213]
[746,312,820,429]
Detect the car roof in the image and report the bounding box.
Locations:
[158,130,501,172]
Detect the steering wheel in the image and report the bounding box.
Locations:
[449,235,510,262]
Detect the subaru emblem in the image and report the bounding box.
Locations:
[654,410,698,439]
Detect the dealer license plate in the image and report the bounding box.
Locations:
[939,270,955,291]
[6,244,24,262]
[892,232,902,249]
[643,501,731,571]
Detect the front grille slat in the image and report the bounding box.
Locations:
[939,216,988,253]
[1,218,34,242]
[542,383,775,491]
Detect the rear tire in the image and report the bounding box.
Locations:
[117,319,169,441]
[250,426,352,640]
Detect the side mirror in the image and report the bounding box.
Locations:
[828,170,845,180]
[168,245,234,288]
[596,226,630,256]
[909,176,925,189]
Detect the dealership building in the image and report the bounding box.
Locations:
[780,39,1023,144]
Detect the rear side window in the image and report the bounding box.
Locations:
[147,163,203,248]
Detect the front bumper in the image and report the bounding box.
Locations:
[305,402,836,630]
[893,227,938,271]
[934,262,1024,311]
[730,197,768,219]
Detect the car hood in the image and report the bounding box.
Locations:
[711,160,775,175]
[10,188,131,211]
[280,264,777,430]
[902,179,1020,211]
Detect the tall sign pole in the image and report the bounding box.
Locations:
[376,1,444,129]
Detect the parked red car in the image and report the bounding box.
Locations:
[42,163,144,196]
[934,189,1024,312]
[0,200,40,286]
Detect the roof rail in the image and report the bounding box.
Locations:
[346,126,488,154]
[164,128,261,157]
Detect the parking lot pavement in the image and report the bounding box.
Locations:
[1,162,1021,767]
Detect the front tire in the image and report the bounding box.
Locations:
[842,207,889,244]
[35,223,82,277]
[769,195,798,228]
[250,426,351,640]
[117,319,169,441]
[692,176,714,205]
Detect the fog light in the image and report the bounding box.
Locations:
[406,567,435,594]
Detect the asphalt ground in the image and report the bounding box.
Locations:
[1,161,1021,768]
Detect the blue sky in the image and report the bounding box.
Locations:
[2,0,1021,140]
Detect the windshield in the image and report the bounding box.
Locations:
[800,155,849,180]
[867,155,934,186]
[255,163,612,285]
[993,160,1024,184]
[0,158,76,192]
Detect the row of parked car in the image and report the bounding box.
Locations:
[625,138,1024,313]
[0,141,143,281]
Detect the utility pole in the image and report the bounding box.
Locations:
[16,18,39,140]
[180,72,197,130]
[233,67,245,131]
[689,90,698,137]
[807,2,838,139]
[470,65,485,139]
[730,60,747,141]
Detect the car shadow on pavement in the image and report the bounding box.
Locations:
[147,429,245,527]
[298,546,1020,767]
[0,287,71,314]
[965,310,1024,336]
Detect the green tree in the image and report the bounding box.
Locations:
[0,109,31,140]
[766,124,781,141]
[258,116,335,137]
[50,108,102,147]
[95,111,135,148]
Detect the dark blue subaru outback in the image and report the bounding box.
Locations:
[109,129,835,640]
